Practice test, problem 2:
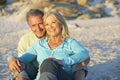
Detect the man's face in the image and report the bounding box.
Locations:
[28,15,45,38]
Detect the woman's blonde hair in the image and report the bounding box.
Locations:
[43,11,70,39]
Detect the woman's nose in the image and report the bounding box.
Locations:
[49,24,54,28]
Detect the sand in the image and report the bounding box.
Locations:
[0,16,120,80]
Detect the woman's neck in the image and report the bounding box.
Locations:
[49,35,62,43]
[48,35,63,50]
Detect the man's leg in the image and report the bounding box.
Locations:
[20,58,38,80]
[25,63,38,79]
[15,76,26,80]
[15,76,29,80]
[40,58,72,80]
[13,70,30,80]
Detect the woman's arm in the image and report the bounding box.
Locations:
[62,39,90,66]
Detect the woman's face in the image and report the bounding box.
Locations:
[44,14,62,37]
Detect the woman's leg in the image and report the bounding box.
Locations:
[73,70,86,80]
[72,63,88,80]
[40,58,72,80]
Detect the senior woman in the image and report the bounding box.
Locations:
[8,12,90,80]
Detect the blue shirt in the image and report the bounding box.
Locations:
[18,38,89,80]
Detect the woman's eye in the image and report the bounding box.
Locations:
[52,21,56,23]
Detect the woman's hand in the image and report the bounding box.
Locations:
[77,57,90,66]
[8,57,22,73]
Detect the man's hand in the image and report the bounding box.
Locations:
[8,57,22,73]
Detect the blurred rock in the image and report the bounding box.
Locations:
[88,6,101,13]
[54,0,74,3]
[88,0,105,6]
[50,3,82,19]
[0,8,8,16]
[77,13,92,20]
[77,0,88,6]
[0,0,7,5]
[105,0,119,17]
[51,7,80,19]
[11,1,54,21]
[14,0,29,2]
[1,0,120,21]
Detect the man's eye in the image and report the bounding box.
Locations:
[45,24,48,26]
[31,25,35,27]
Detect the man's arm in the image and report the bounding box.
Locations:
[8,36,27,73]
[17,36,28,57]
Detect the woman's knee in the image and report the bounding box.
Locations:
[40,58,60,74]
[74,70,87,80]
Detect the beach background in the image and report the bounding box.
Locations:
[0,0,120,80]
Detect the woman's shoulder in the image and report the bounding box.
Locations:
[65,38,78,43]
[66,38,83,46]
[38,38,46,42]
[37,38,47,45]
[30,39,46,48]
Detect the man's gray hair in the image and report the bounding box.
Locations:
[26,9,44,22]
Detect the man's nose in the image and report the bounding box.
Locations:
[36,25,39,29]
[37,24,43,30]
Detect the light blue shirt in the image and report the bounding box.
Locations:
[18,38,89,80]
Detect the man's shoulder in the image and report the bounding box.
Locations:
[21,32,36,40]
[22,31,35,38]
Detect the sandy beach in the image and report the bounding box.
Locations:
[0,16,120,80]
[0,0,120,80]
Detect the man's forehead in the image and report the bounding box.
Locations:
[29,15,42,19]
